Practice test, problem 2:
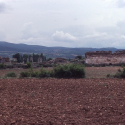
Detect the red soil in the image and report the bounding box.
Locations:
[0,78,125,124]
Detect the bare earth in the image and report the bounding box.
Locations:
[0,78,125,124]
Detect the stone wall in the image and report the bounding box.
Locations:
[85,50,125,65]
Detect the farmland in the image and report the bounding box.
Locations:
[0,67,125,124]
[0,78,125,124]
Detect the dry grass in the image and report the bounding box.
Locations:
[0,66,122,78]
[85,66,122,78]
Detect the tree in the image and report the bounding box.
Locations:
[40,53,46,61]
[33,54,39,62]
[23,54,28,63]
[12,53,21,63]
[75,55,82,60]
[47,58,52,61]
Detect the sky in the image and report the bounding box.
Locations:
[0,0,125,48]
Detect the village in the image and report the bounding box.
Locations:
[1,50,125,68]
[0,52,86,68]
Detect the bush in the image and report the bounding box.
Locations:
[20,71,30,78]
[118,68,121,72]
[19,66,53,78]
[38,67,53,78]
[31,71,39,77]
[4,72,17,78]
[75,55,82,60]
[107,74,110,78]
[47,58,52,61]
[53,63,85,78]
[114,67,125,78]
[19,64,85,79]
[6,65,14,68]
[0,63,6,69]
[26,62,32,68]
[42,64,52,67]
[28,67,39,78]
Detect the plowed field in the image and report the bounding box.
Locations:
[0,78,125,124]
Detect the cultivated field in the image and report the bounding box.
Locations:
[0,78,125,124]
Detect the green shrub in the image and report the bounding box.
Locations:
[53,63,85,78]
[31,71,39,77]
[42,64,52,67]
[6,65,14,68]
[114,67,125,78]
[75,55,82,60]
[107,74,110,78]
[0,63,6,69]
[29,67,39,78]
[38,67,52,78]
[20,71,30,78]
[121,63,125,67]
[118,68,121,72]
[26,62,32,68]
[4,72,17,78]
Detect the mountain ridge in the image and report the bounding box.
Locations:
[0,41,123,59]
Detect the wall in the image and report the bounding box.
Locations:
[85,51,125,65]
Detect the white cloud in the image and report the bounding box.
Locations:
[117,0,125,8]
[1,0,125,48]
[0,2,7,13]
[0,29,5,40]
[21,22,40,40]
[52,31,77,42]
[84,32,108,38]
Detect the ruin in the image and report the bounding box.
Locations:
[54,58,67,63]
[2,57,10,62]
[27,58,29,63]
[85,50,125,65]
[38,57,42,63]
[30,57,33,63]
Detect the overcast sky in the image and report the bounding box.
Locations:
[0,0,125,48]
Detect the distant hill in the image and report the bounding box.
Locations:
[0,41,123,59]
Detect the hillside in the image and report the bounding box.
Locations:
[0,41,123,59]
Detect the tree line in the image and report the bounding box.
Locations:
[12,53,46,63]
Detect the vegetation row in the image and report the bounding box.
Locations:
[3,63,125,79]
[3,63,85,79]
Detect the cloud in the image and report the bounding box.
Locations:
[0,2,6,13]
[52,31,77,42]
[117,0,125,8]
[21,22,40,40]
[18,22,46,45]
[117,20,125,27]
[0,29,6,40]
